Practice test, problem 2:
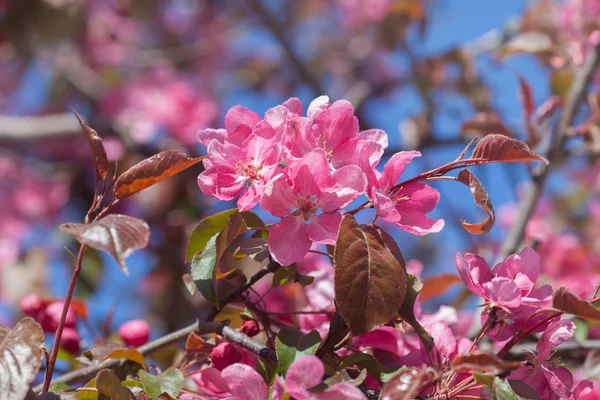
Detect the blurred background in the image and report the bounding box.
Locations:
[1,0,599,360]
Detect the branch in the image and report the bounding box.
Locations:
[497,41,600,260]
[0,113,81,139]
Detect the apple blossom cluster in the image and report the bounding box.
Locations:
[197,96,444,265]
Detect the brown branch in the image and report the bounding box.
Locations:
[497,41,600,260]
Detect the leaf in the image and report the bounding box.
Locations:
[275,328,321,377]
[78,341,123,366]
[114,150,205,199]
[451,352,521,375]
[338,352,387,379]
[334,215,407,336]
[138,367,183,400]
[186,209,239,262]
[552,286,600,322]
[419,274,463,302]
[190,212,264,307]
[95,369,133,400]
[50,383,72,393]
[493,377,520,400]
[397,275,433,353]
[461,112,511,137]
[60,214,150,275]
[72,109,109,181]
[0,318,45,400]
[455,169,495,234]
[272,265,297,287]
[380,368,431,400]
[103,349,147,369]
[517,75,540,146]
[470,134,548,164]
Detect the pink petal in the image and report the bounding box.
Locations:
[225,105,261,138]
[206,140,245,173]
[492,247,540,295]
[198,128,227,147]
[314,383,367,400]
[290,150,330,196]
[455,253,492,298]
[283,97,303,115]
[353,326,411,357]
[330,139,381,187]
[268,215,312,266]
[482,277,522,308]
[237,184,261,212]
[307,96,330,120]
[319,165,367,212]
[221,363,269,400]
[191,368,231,396]
[261,174,297,218]
[271,376,286,400]
[378,151,421,193]
[543,365,574,399]
[307,212,343,245]
[198,168,245,201]
[313,100,359,151]
[537,320,574,359]
[286,355,325,397]
[395,183,440,214]
[395,211,444,235]
[359,128,388,149]
[428,322,457,359]
[372,192,401,223]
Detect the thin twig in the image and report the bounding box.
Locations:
[498,41,600,260]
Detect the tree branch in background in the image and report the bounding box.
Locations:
[498,41,600,260]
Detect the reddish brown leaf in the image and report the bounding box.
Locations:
[114,150,205,199]
[78,340,123,366]
[380,368,432,400]
[334,215,407,336]
[60,214,150,274]
[471,134,548,164]
[420,274,464,302]
[517,75,535,121]
[456,169,495,234]
[0,318,45,400]
[185,332,211,352]
[552,286,600,322]
[72,109,109,181]
[451,351,522,375]
[461,112,511,137]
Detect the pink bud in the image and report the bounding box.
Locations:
[20,294,46,320]
[60,327,81,354]
[211,342,242,371]
[42,302,77,332]
[240,320,260,337]
[118,319,150,347]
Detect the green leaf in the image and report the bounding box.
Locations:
[275,328,321,377]
[272,265,297,287]
[191,234,220,307]
[334,216,407,335]
[256,358,279,386]
[398,274,433,353]
[139,367,183,399]
[186,209,239,261]
[295,271,315,287]
[574,318,589,343]
[474,372,495,387]
[493,377,520,400]
[338,352,387,379]
[49,383,71,393]
[190,211,265,307]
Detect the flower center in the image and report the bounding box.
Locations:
[236,157,262,183]
[297,196,319,219]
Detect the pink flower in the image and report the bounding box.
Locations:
[456,247,555,340]
[510,320,576,399]
[198,126,281,211]
[272,355,366,400]
[370,151,444,235]
[261,149,366,265]
[211,342,242,371]
[192,363,268,400]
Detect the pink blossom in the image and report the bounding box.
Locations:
[262,149,366,265]
[192,363,268,400]
[370,151,444,235]
[510,320,576,399]
[272,355,366,400]
[198,126,281,211]
[118,319,150,347]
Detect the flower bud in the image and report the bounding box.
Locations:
[211,342,242,371]
[42,301,77,332]
[240,319,260,337]
[118,319,150,347]
[20,294,45,320]
[60,327,81,354]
